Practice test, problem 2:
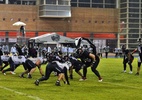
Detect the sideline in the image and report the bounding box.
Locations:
[0,86,43,100]
[102,81,140,89]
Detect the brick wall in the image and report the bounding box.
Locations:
[0,4,118,33]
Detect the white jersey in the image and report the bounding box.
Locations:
[53,61,72,70]
[28,57,43,64]
[11,55,26,64]
[1,55,10,62]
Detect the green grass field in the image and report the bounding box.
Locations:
[0,58,142,100]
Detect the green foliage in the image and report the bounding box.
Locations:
[0,58,142,100]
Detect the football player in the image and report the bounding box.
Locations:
[2,55,26,75]
[34,61,72,86]
[75,37,102,82]
[0,54,10,71]
[68,54,84,80]
[132,38,142,75]
[19,57,45,78]
[122,49,134,74]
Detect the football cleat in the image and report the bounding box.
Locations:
[34,80,39,86]
[19,74,25,78]
[135,72,139,75]
[79,77,87,81]
[2,70,6,75]
[3,73,6,75]
[98,78,103,82]
[10,71,16,75]
[55,81,61,86]
[122,70,126,73]
[27,73,32,78]
[129,71,133,74]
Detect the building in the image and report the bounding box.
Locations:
[0,0,141,50]
[118,0,142,49]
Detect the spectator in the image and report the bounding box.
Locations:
[114,48,119,58]
[10,45,17,55]
[104,45,110,58]
[98,46,103,58]
[20,26,25,37]
[2,44,9,55]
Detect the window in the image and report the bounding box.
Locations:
[105,4,115,8]
[71,0,77,2]
[3,18,5,21]
[129,0,139,2]
[16,0,36,5]
[120,3,127,8]
[79,3,90,7]
[0,0,5,4]
[40,0,44,4]
[129,14,140,18]
[46,0,56,4]
[129,3,139,7]
[79,0,90,2]
[129,19,139,23]
[129,29,139,33]
[120,0,127,3]
[105,0,116,3]
[120,14,127,18]
[120,9,127,13]
[120,19,127,22]
[18,18,21,21]
[92,0,103,3]
[92,4,103,8]
[128,34,139,39]
[128,39,139,45]
[129,24,139,28]
[71,3,77,7]
[129,8,139,12]
[9,0,17,4]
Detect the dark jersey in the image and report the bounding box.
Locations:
[47,52,63,63]
[78,50,93,65]
[69,56,83,68]
[137,45,142,61]
[0,49,3,56]
[137,45,142,56]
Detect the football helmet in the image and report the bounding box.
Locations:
[75,37,82,48]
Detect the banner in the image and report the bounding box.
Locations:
[8,38,17,42]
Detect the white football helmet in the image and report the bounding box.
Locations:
[75,37,82,48]
[66,61,72,67]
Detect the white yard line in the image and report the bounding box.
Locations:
[102,81,140,89]
[0,86,43,100]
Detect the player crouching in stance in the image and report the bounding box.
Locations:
[19,57,45,78]
[0,54,10,71]
[67,54,84,80]
[34,61,72,86]
[2,55,26,75]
